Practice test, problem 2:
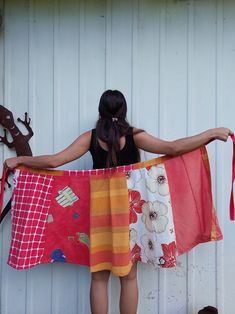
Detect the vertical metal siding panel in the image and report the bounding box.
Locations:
[215,1,224,313]
[131,0,139,129]
[77,1,106,312]
[104,2,120,312]
[189,1,217,312]
[105,1,133,313]
[0,0,3,305]
[105,0,133,123]
[220,1,235,313]
[132,1,161,313]
[132,0,161,161]
[53,0,80,163]
[26,266,52,314]
[161,0,188,139]
[26,1,53,314]
[31,0,54,155]
[77,0,106,171]
[104,0,111,90]
[186,1,196,313]
[157,4,167,311]
[80,0,106,132]
[51,261,79,314]
[0,0,3,107]
[158,1,168,312]
[1,2,28,314]
[0,0,5,313]
[78,0,86,171]
[77,3,91,296]
[51,2,80,314]
[160,1,188,314]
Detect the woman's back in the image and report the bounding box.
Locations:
[89,127,140,169]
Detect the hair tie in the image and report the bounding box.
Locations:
[112,117,118,122]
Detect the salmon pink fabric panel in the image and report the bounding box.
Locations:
[165,147,222,255]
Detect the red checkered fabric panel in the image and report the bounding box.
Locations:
[8,170,54,269]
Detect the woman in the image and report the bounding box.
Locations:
[4,90,232,314]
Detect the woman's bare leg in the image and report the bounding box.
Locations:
[90,270,111,314]
[119,264,138,314]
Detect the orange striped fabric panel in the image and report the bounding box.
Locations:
[90,173,132,277]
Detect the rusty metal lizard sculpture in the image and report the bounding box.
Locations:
[0,105,34,223]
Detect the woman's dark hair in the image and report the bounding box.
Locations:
[96,90,142,167]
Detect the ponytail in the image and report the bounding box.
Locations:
[96,90,137,167]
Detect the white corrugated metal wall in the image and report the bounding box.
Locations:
[0,0,234,313]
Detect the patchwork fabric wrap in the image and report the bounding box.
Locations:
[0,146,223,276]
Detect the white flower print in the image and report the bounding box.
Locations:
[127,169,142,189]
[141,200,168,233]
[146,164,169,196]
[129,228,138,250]
[141,234,158,267]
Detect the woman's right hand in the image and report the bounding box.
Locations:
[4,157,21,170]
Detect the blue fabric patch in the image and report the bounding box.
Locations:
[73,212,80,219]
[51,249,66,262]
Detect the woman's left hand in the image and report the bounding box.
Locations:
[213,127,233,142]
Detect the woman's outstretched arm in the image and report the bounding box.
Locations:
[4,131,92,170]
[134,127,233,156]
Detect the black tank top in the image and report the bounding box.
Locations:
[89,127,140,169]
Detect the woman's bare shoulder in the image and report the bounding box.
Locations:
[70,130,93,148]
[132,127,145,135]
[83,129,92,137]
[79,130,92,140]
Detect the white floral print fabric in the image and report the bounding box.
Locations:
[146,164,169,196]
[127,169,142,189]
[141,200,169,233]
[127,163,177,268]
[129,228,138,250]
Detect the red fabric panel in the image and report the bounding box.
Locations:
[7,171,54,269]
[41,174,90,266]
[165,147,214,255]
